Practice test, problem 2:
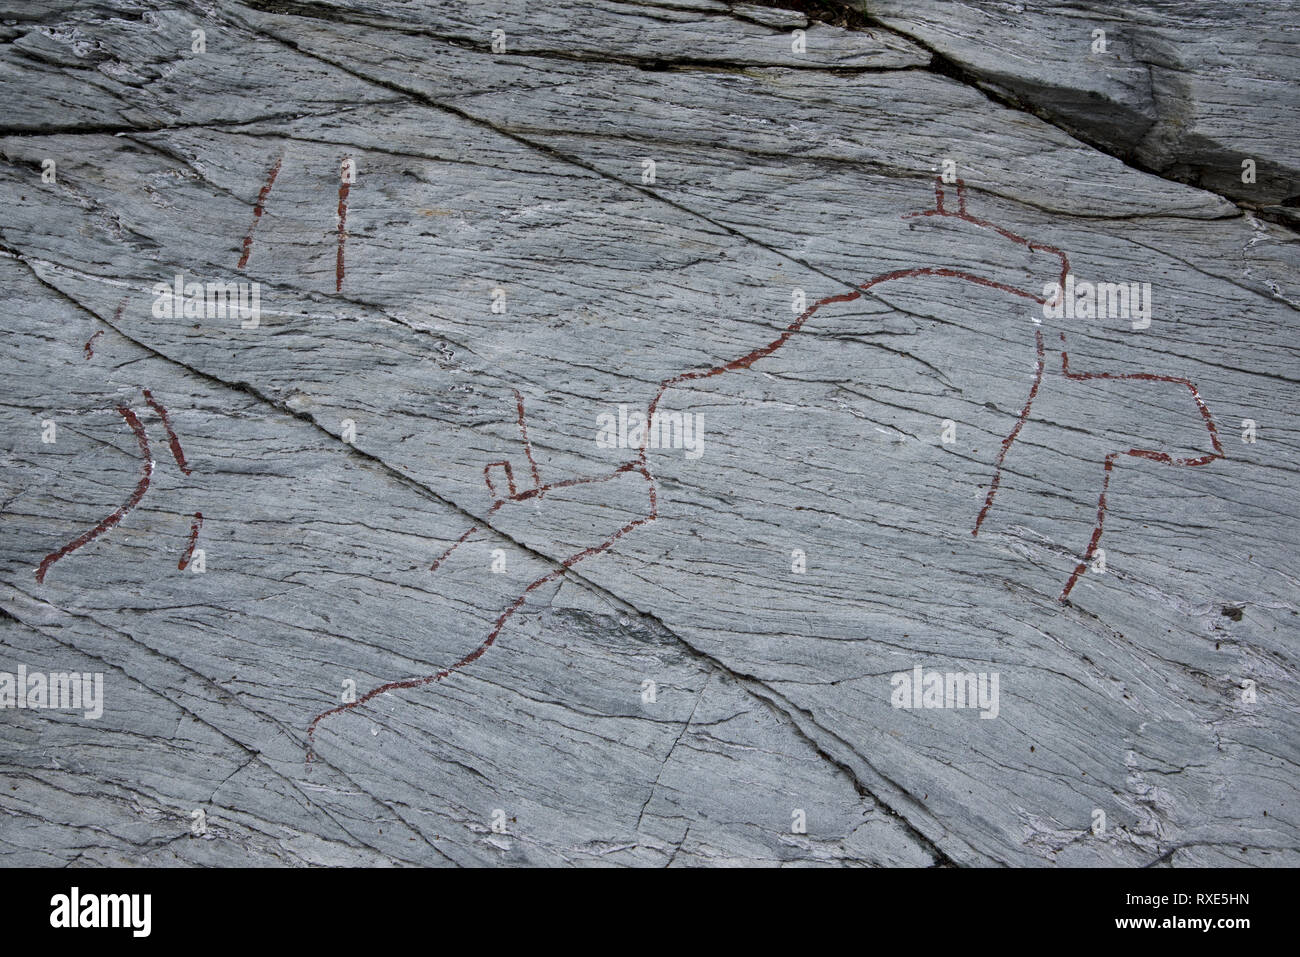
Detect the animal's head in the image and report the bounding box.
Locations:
[898,177,1070,308]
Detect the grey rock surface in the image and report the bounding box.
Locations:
[0,0,1296,866]
[851,0,1300,219]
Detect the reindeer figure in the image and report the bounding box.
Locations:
[307,178,1224,759]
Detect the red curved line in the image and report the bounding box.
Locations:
[634,179,1068,464]
[307,468,656,760]
[36,406,152,584]
[483,460,516,499]
[503,469,624,504]
[83,299,126,360]
[142,388,191,475]
[636,266,1048,465]
[178,512,204,570]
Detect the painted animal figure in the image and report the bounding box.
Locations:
[36,300,203,585]
[307,178,1223,759]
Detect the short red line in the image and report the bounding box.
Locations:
[142,388,191,475]
[84,299,126,359]
[974,327,1045,535]
[1061,454,1118,600]
[430,524,478,573]
[514,389,541,490]
[36,406,152,584]
[238,155,282,269]
[510,469,624,503]
[335,161,351,292]
[178,512,204,570]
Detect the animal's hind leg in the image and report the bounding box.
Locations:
[1060,452,1119,601]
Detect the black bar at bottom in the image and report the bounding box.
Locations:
[4,866,1280,944]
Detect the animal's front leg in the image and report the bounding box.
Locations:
[972,327,1047,537]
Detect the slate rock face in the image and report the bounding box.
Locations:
[848,0,1300,220]
[0,0,1296,866]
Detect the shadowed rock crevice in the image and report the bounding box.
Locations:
[749,0,1299,227]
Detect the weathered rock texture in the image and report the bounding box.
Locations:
[0,0,1296,866]
[848,0,1300,220]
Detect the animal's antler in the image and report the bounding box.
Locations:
[903,175,969,219]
